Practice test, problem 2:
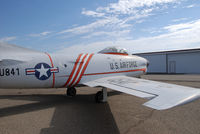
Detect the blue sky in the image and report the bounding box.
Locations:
[0,0,200,54]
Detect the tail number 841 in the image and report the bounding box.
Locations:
[0,68,20,76]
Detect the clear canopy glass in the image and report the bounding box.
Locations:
[98,47,129,54]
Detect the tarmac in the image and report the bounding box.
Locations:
[0,74,200,134]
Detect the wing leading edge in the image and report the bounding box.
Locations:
[83,76,200,110]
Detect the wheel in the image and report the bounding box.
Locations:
[67,87,76,96]
[95,91,103,103]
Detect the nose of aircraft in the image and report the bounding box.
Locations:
[142,57,149,67]
[138,57,149,68]
[146,60,150,67]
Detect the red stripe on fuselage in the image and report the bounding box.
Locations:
[63,53,83,87]
[58,68,146,78]
[68,54,88,87]
[74,53,94,86]
[83,68,146,76]
[46,53,55,88]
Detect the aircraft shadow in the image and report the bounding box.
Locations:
[0,91,120,134]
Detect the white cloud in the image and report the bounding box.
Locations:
[55,0,196,54]
[164,19,200,32]
[172,17,188,22]
[98,0,178,14]
[29,31,52,37]
[82,9,105,17]
[56,19,200,54]
[141,27,163,34]
[58,0,179,39]
[58,17,121,35]
[82,30,130,39]
[185,4,196,8]
[0,36,17,43]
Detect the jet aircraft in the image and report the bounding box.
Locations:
[1,43,200,110]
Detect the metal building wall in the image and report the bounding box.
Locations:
[168,51,200,74]
[135,49,200,74]
[136,53,167,73]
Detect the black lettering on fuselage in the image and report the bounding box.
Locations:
[110,63,114,70]
[0,69,4,76]
[0,68,20,77]
[110,61,137,70]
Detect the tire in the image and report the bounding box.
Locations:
[95,91,103,103]
[67,87,76,96]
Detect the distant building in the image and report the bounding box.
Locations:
[134,48,200,74]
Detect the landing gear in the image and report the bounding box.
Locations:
[95,87,107,103]
[66,87,76,97]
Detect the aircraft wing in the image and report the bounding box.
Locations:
[83,76,200,110]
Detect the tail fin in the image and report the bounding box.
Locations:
[0,43,41,54]
[0,43,42,63]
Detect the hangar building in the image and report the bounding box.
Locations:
[134,48,200,74]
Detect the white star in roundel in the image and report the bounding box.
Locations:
[36,64,49,78]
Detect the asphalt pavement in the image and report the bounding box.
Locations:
[0,74,200,134]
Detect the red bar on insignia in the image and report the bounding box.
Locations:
[50,67,59,73]
[26,69,35,75]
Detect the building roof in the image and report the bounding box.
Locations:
[134,48,200,55]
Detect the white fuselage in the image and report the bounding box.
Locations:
[0,53,148,89]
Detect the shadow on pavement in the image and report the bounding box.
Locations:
[0,92,120,134]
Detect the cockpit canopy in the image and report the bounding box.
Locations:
[98,47,129,55]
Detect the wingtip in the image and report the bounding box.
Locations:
[143,103,171,110]
[143,93,200,110]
